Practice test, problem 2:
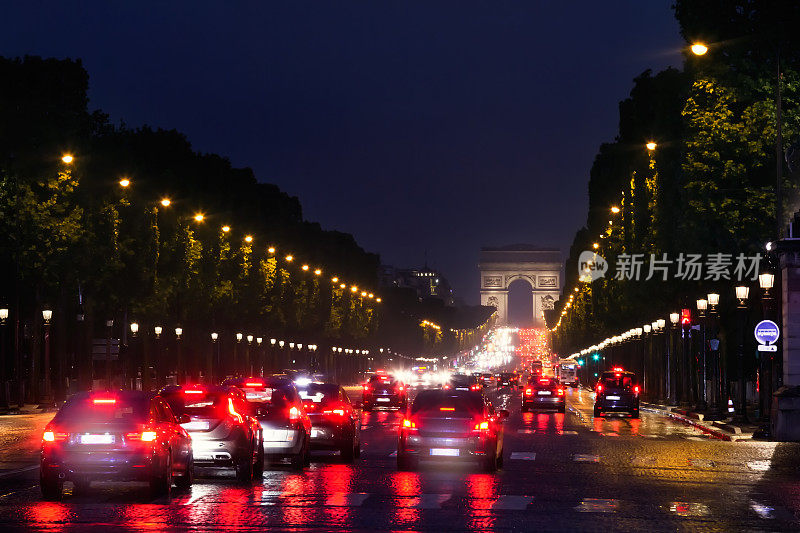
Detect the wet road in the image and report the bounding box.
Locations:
[0,387,798,531]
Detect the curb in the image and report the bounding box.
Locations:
[640,403,733,441]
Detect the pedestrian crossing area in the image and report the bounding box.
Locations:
[171,491,787,520]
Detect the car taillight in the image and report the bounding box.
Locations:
[597,384,603,393]
[184,389,204,395]
[473,420,489,432]
[92,397,116,405]
[398,385,404,392]
[525,388,532,395]
[443,384,451,390]
[634,385,640,394]
[362,384,370,392]
[557,388,565,396]
[470,384,480,391]
[289,405,302,423]
[126,430,157,442]
[245,381,263,388]
[43,430,68,442]
[228,398,244,423]
[402,418,417,429]
[323,408,346,417]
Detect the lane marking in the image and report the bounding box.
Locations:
[560,430,578,435]
[573,454,599,463]
[686,436,705,441]
[410,493,451,509]
[747,461,770,471]
[750,500,775,519]
[687,458,715,468]
[326,492,370,507]
[601,432,619,437]
[491,495,533,510]
[509,452,536,461]
[575,498,619,513]
[0,465,38,478]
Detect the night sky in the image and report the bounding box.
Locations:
[0,2,684,304]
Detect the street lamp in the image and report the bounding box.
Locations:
[735,285,750,421]
[130,322,139,336]
[759,272,775,296]
[174,327,183,385]
[690,42,708,56]
[160,198,171,207]
[0,307,8,409]
[244,235,253,243]
[211,332,218,341]
[40,309,54,406]
[119,178,130,188]
[61,154,74,164]
[154,325,162,338]
[759,271,776,418]
[646,141,657,151]
[221,225,231,233]
[193,213,204,222]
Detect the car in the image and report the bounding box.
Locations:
[396,389,507,472]
[223,376,312,469]
[443,374,482,392]
[40,391,193,500]
[296,381,361,462]
[159,384,263,482]
[594,368,640,418]
[480,373,496,388]
[362,373,407,411]
[496,372,518,389]
[522,376,566,413]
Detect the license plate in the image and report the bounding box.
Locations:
[182,421,210,431]
[455,387,469,391]
[80,434,114,445]
[311,429,319,438]
[430,448,459,457]
[606,395,621,400]
[376,398,391,402]
[538,391,551,396]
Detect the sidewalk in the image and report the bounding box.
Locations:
[640,401,761,442]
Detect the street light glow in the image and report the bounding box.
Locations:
[592,243,599,249]
[119,178,131,187]
[61,154,74,164]
[194,213,204,222]
[268,247,275,253]
[611,206,620,214]
[160,198,171,207]
[221,225,231,233]
[285,255,293,262]
[332,277,339,283]
[244,235,253,243]
[691,43,708,56]
[302,264,309,271]
[646,141,657,151]
[314,268,322,275]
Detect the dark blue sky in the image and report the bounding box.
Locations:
[1,2,684,304]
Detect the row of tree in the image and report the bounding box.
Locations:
[550,1,800,381]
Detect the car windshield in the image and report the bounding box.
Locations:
[53,394,150,424]
[411,391,483,415]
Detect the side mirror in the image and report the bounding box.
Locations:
[177,414,190,424]
[499,409,510,419]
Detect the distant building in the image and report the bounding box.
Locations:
[379,265,454,305]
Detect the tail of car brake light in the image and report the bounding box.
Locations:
[126,430,158,442]
[472,420,490,432]
[401,418,418,432]
[634,385,640,394]
[289,405,302,423]
[470,384,480,391]
[596,384,603,393]
[228,397,244,423]
[525,388,532,395]
[322,403,347,417]
[362,384,370,393]
[43,430,69,442]
[557,388,565,396]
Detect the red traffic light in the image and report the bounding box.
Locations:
[681,308,691,326]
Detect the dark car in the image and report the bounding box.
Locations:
[40,391,193,500]
[594,368,640,418]
[443,374,482,392]
[296,382,361,462]
[159,385,263,482]
[362,373,407,411]
[496,373,518,389]
[223,376,312,469]
[396,389,507,472]
[522,376,566,413]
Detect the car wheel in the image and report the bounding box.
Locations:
[290,436,308,470]
[236,443,255,482]
[175,454,193,490]
[40,473,63,501]
[484,450,498,472]
[253,439,265,478]
[630,409,640,419]
[397,453,417,471]
[593,407,602,417]
[150,452,172,497]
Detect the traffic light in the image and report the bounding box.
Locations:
[577,359,584,366]
[681,308,691,326]
[592,353,599,361]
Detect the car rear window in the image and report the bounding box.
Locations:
[411,391,483,415]
[369,375,395,385]
[54,395,150,424]
[298,384,340,405]
[162,391,229,418]
[602,375,634,388]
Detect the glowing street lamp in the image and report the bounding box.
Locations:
[302,265,309,271]
[285,255,293,262]
[193,213,204,222]
[154,325,163,339]
[130,322,139,336]
[119,178,131,188]
[646,141,657,151]
[268,247,275,254]
[691,42,708,56]
[611,206,620,214]
[160,198,171,207]
[221,225,231,233]
[314,269,322,276]
[244,235,253,243]
[61,154,74,164]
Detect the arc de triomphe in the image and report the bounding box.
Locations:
[478,245,561,328]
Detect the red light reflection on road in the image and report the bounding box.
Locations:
[536,413,549,431]
[321,465,356,527]
[628,417,641,435]
[391,471,422,526]
[553,412,565,433]
[592,416,605,433]
[466,474,499,529]
[26,502,69,526]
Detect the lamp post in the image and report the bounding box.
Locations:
[154,326,163,388]
[758,272,775,420]
[269,338,276,374]
[735,285,750,422]
[130,322,139,391]
[104,319,113,391]
[235,333,243,376]
[256,338,263,377]
[246,335,253,376]
[36,309,53,408]
[697,298,708,410]
[669,312,679,405]
[175,327,183,385]
[0,306,8,411]
[642,324,651,399]
[209,332,218,385]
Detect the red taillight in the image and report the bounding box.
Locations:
[92,398,116,405]
[634,385,640,394]
[228,398,243,423]
[245,381,263,388]
[439,407,455,411]
[362,384,370,392]
[597,384,603,393]
[289,405,302,423]
[539,378,549,384]
[184,389,204,395]
[126,430,157,442]
[470,384,480,391]
[401,418,417,431]
[43,430,68,442]
[557,388,565,396]
[304,402,317,411]
[525,388,532,395]
[443,384,451,390]
[473,420,490,432]
[398,385,404,392]
[323,408,346,417]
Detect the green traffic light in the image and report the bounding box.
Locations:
[577,359,584,366]
[592,353,599,361]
